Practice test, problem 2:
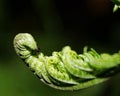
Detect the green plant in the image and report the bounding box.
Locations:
[111,0,120,12]
[13,33,120,90]
[13,0,120,91]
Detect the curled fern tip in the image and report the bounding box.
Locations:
[13,33,120,90]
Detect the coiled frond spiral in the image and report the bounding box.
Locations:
[13,33,120,90]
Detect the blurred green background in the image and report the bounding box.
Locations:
[1,0,120,96]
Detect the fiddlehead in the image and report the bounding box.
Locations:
[14,33,39,59]
[13,33,120,90]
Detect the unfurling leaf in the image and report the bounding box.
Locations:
[13,33,120,90]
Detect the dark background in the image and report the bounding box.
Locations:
[0,0,120,96]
